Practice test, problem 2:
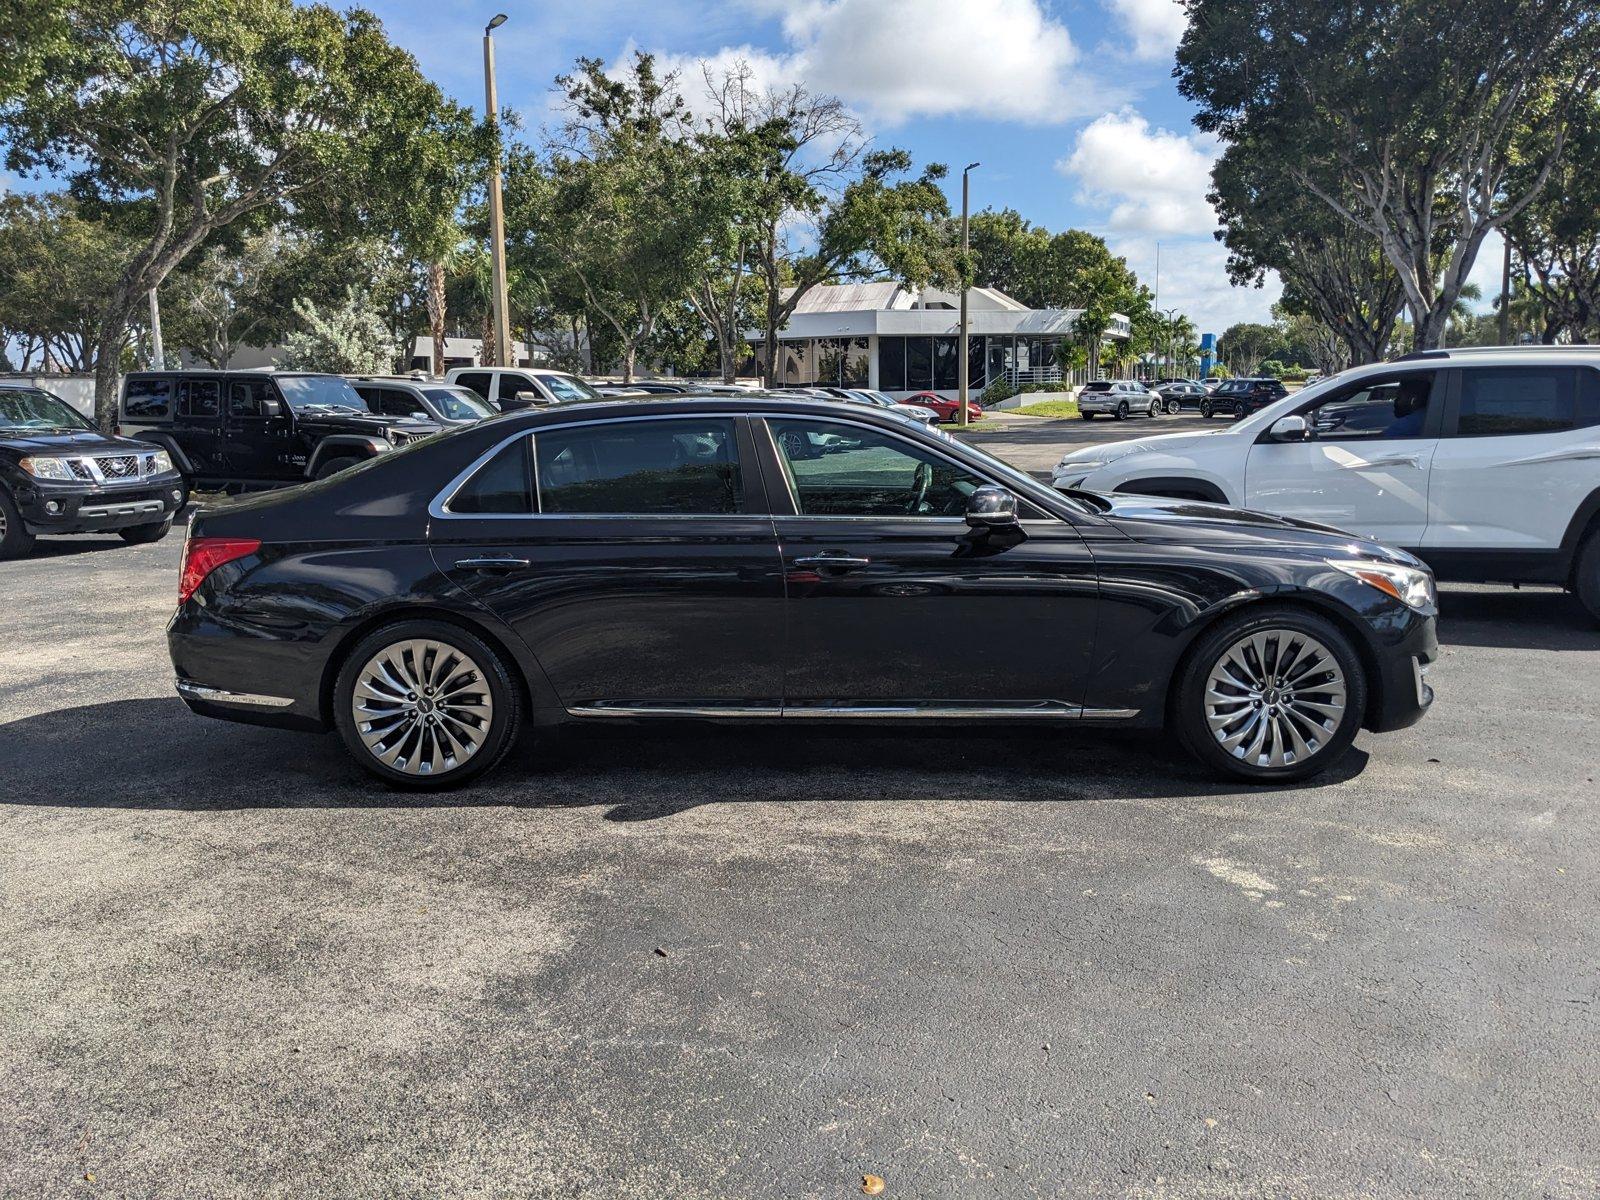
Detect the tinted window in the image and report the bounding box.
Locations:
[124,378,172,420]
[1309,373,1435,440]
[454,372,492,400]
[769,419,986,517]
[229,379,277,419]
[450,437,533,514]
[535,419,742,515]
[1455,368,1595,437]
[1082,381,1111,392]
[879,336,906,392]
[423,387,494,421]
[181,379,220,419]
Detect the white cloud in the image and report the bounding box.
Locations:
[1111,232,1283,333]
[1103,0,1187,62]
[660,0,1089,127]
[1058,109,1219,236]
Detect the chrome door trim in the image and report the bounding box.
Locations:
[176,680,296,708]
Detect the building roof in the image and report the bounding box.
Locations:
[783,283,908,314]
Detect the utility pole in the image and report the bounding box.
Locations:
[957,162,979,428]
[483,13,513,369]
[148,288,165,370]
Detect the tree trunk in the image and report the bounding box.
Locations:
[621,344,636,384]
[426,261,448,376]
[480,310,496,370]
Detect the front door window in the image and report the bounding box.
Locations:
[767,419,985,517]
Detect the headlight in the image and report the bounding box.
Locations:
[1058,457,1108,473]
[1329,559,1436,610]
[19,456,73,480]
[148,450,174,475]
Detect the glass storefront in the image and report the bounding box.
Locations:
[775,333,1067,393]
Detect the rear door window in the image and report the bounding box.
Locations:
[534,418,743,515]
[123,378,172,420]
[180,379,221,419]
[454,372,492,401]
[1452,367,1598,437]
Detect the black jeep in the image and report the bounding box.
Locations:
[117,371,441,494]
[0,382,186,559]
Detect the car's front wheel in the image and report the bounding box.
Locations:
[1574,529,1600,624]
[1147,399,1160,417]
[1080,412,1094,420]
[1200,403,1213,419]
[0,488,36,560]
[314,455,363,480]
[1174,606,1366,784]
[118,518,172,545]
[334,619,521,789]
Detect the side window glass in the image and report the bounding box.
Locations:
[768,419,986,517]
[181,379,220,419]
[1456,368,1576,437]
[449,437,533,514]
[124,378,172,419]
[455,372,491,400]
[534,419,742,515]
[1310,373,1435,440]
[229,380,273,419]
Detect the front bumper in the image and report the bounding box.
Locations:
[15,473,185,534]
[1365,608,1439,733]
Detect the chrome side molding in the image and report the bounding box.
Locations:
[176,680,296,709]
[565,701,1140,721]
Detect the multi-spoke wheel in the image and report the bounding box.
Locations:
[1175,607,1366,783]
[1166,398,1182,415]
[334,620,520,788]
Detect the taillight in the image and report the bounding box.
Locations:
[178,537,261,603]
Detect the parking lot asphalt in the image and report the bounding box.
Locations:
[2,414,1598,1199]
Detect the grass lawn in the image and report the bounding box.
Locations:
[1007,399,1080,419]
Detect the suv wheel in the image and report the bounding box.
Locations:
[0,488,37,560]
[1147,399,1160,418]
[1574,529,1600,625]
[1233,401,1248,419]
[314,455,362,480]
[1200,402,1213,419]
[119,518,172,545]
[1174,606,1366,784]
[1115,401,1129,420]
[334,620,521,789]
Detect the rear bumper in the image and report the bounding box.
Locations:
[16,474,185,534]
[168,601,330,732]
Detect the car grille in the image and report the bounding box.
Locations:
[68,459,96,481]
[96,455,140,479]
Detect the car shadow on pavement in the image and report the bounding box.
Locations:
[1435,586,1596,652]
[0,697,1370,819]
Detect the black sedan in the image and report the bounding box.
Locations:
[168,395,1437,789]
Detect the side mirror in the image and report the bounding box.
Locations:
[261,398,283,419]
[1269,414,1311,443]
[514,389,543,404]
[966,485,1018,529]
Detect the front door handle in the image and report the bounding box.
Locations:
[793,554,871,570]
[455,557,532,572]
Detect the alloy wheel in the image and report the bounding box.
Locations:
[351,638,494,776]
[1166,399,1181,415]
[1203,629,1347,769]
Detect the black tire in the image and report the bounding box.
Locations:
[1200,403,1213,419]
[334,619,522,790]
[1147,400,1160,418]
[1233,402,1248,420]
[314,455,362,481]
[1115,401,1129,421]
[1080,412,1094,420]
[0,487,37,560]
[1166,399,1182,415]
[118,518,173,545]
[1173,605,1367,785]
[1574,530,1600,625]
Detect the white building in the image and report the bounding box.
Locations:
[748,283,1130,397]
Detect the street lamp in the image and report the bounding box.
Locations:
[957,161,980,428]
[483,13,513,369]
[1160,306,1180,379]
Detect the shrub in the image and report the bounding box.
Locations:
[981,379,1018,405]
[1257,359,1287,379]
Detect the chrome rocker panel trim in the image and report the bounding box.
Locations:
[566,701,1141,721]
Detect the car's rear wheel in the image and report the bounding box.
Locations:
[1574,529,1600,625]
[334,620,521,789]
[1115,401,1129,420]
[0,488,37,560]
[1166,398,1182,415]
[1174,607,1366,784]
[1080,412,1094,420]
[118,518,172,545]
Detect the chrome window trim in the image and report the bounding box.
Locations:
[429,413,752,522]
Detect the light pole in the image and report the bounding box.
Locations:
[483,13,513,369]
[1159,307,1180,379]
[957,161,979,428]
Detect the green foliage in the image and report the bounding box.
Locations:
[1012,398,1080,419]
[278,288,397,374]
[1257,359,1287,379]
[981,379,1018,405]
[1208,363,1230,379]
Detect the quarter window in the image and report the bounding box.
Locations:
[534,419,743,515]
[1454,368,1597,437]
[123,378,172,420]
[450,437,533,514]
[768,419,986,517]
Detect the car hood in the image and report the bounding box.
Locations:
[1057,428,1228,467]
[1085,490,1422,566]
[0,428,160,456]
[296,412,441,436]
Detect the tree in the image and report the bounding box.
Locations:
[1178,0,1600,349]
[0,0,480,425]
[1210,140,1406,366]
[1216,323,1285,375]
[278,288,397,374]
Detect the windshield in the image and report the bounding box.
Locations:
[423,387,494,421]
[541,374,601,402]
[276,375,371,414]
[0,387,94,433]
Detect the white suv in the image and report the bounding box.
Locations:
[1078,380,1164,420]
[1052,347,1600,620]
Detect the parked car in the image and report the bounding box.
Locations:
[1203,378,1226,393]
[444,367,602,410]
[1202,378,1288,419]
[834,389,941,430]
[170,394,1437,789]
[1050,346,1600,620]
[118,370,440,494]
[1078,380,1163,421]
[349,377,497,426]
[1153,379,1208,413]
[0,382,186,559]
[900,391,982,422]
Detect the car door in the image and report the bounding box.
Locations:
[1423,365,1600,554]
[1241,371,1446,550]
[429,414,786,711]
[761,414,1099,711]
[1244,369,1441,546]
[224,377,293,482]
[176,377,224,480]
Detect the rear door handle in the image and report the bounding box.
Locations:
[455,557,532,572]
[793,554,871,570]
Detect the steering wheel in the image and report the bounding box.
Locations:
[906,460,932,513]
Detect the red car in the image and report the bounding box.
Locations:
[900,391,983,422]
